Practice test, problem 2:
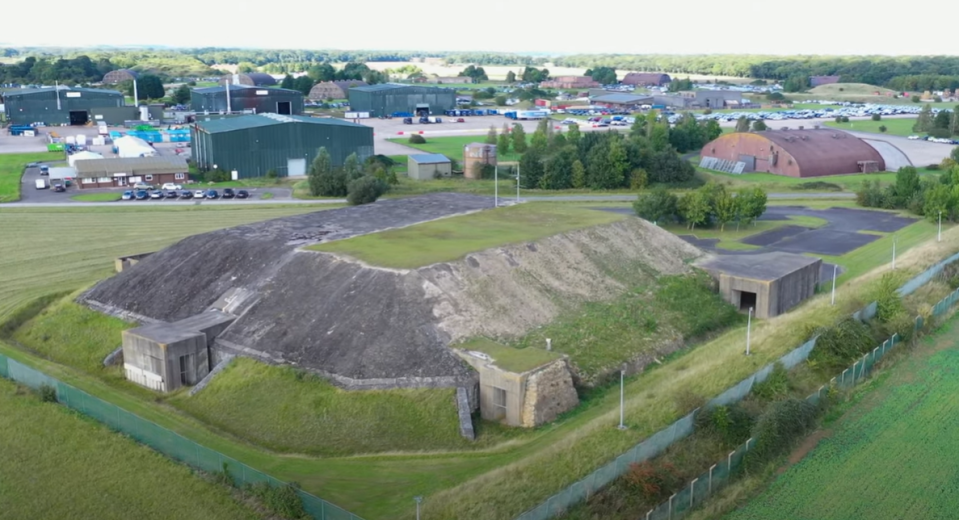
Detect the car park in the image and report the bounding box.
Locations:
[150,190,163,200]
[135,190,149,200]
[161,183,182,190]
[180,190,193,199]
[236,189,249,199]
[134,182,153,190]
[205,189,219,199]
[121,190,134,200]
[194,189,206,199]
[402,117,413,124]
[165,190,179,199]
[222,188,235,199]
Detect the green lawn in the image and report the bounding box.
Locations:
[817,219,938,284]
[71,192,122,202]
[389,134,528,163]
[823,117,918,137]
[308,203,625,268]
[727,320,959,520]
[0,378,262,520]
[0,151,64,203]
[699,167,941,193]
[455,337,563,373]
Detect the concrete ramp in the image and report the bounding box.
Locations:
[861,138,913,171]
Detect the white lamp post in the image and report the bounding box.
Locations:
[892,236,897,270]
[414,496,423,520]
[745,307,753,356]
[618,363,628,430]
[938,210,942,242]
[831,264,838,306]
[494,165,498,207]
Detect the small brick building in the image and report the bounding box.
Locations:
[75,156,189,189]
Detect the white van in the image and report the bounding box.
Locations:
[35,178,47,189]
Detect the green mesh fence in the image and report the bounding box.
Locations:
[0,356,364,520]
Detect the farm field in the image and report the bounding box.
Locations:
[0,378,262,520]
[0,201,958,519]
[0,152,64,203]
[824,117,918,137]
[308,202,625,268]
[726,319,959,520]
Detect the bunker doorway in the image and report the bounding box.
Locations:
[739,290,757,312]
[69,111,89,125]
[276,101,292,115]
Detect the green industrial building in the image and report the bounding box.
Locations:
[190,113,374,178]
[348,83,456,116]
[2,86,125,125]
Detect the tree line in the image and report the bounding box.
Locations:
[857,149,959,222]
[912,105,959,138]
[0,55,116,85]
[633,183,767,231]
[307,150,398,205]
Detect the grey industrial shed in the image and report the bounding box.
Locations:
[408,154,451,180]
[348,83,455,116]
[190,113,373,178]
[190,84,305,115]
[2,86,124,125]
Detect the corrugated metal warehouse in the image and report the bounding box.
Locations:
[190,84,305,115]
[219,73,277,87]
[348,83,456,116]
[2,86,124,125]
[701,129,891,177]
[89,105,164,126]
[190,113,373,178]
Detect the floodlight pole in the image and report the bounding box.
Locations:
[745,307,753,356]
[831,264,838,306]
[892,236,897,269]
[414,496,423,520]
[494,165,498,207]
[516,164,520,202]
[618,363,627,430]
[938,211,942,242]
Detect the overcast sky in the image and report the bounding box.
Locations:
[4,0,955,56]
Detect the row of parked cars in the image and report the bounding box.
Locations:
[121,187,250,201]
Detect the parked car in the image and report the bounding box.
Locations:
[180,190,193,199]
[222,188,235,199]
[150,190,163,199]
[35,179,47,189]
[402,117,413,124]
[205,189,219,199]
[161,183,183,190]
[39,165,49,176]
[134,182,153,190]
[121,190,134,201]
[135,190,149,200]
[193,189,206,199]
[236,189,249,199]
[165,190,179,199]
[53,183,65,192]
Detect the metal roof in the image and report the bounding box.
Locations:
[74,156,188,178]
[760,129,885,176]
[350,83,438,92]
[195,114,366,134]
[3,86,124,97]
[592,93,653,104]
[192,84,301,95]
[409,154,450,164]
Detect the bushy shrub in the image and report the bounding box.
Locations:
[408,134,426,144]
[807,318,877,374]
[266,169,279,179]
[871,113,882,121]
[655,273,742,337]
[624,461,681,501]
[346,176,388,205]
[248,482,307,519]
[38,384,57,403]
[927,163,941,171]
[695,403,756,447]
[746,398,819,465]
[751,362,790,402]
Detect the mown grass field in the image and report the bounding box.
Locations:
[819,219,938,284]
[824,117,918,137]
[309,202,625,268]
[0,202,957,519]
[388,134,528,163]
[0,378,263,520]
[0,151,64,203]
[71,192,122,202]
[727,319,959,520]
[698,165,941,193]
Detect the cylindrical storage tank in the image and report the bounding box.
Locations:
[463,142,498,179]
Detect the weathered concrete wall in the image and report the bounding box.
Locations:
[773,260,822,316]
[114,252,154,273]
[720,274,772,317]
[521,360,579,427]
[456,387,476,440]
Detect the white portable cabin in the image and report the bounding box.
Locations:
[114,136,157,158]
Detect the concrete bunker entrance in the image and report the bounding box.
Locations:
[737,290,757,311]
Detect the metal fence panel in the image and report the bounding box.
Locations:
[0,354,7,378]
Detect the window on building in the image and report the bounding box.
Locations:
[82,177,96,184]
[175,173,185,180]
[97,177,111,183]
[145,175,153,181]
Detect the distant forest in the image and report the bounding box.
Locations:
[2,47,959,92]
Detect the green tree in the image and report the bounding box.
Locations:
[512,123,528,153]
[346,176,388,205]
[539,147,575,189]
[506,70,516,83]
[678,190,711,230]
[704,120,722,141]
[879,125,888,133]
[736,186,768,226]
[308,147,332,196]
[588,137,627,189]
[308,63,336,82]
[519,147,545,188]
[343,152,364,182]
[571,160,586,189]
[530,125,549,151]
[713,188,739,231]
[934,109,952,130]
[633,186,679,224]
[735,116,751,133]
[280,74,295,89]
[952,146,959,164]
[894,166,921,206]
[914,104,934,132]
[497,124,511,153]
[629,115,648,138]
[585,66,617,85]
[752,120,768,131]
[172,84,191,105]
[566,123,582,147]
[486,125,498,145]
[293,76,314,96]
[494,95,507,106]
[136,74,165,100]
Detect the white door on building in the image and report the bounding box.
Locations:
[287,158,306,177]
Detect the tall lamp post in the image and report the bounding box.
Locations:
[938,210,942,242]
[830,264,838,306]
[745,307,754,356]
[414,496,423,520]
[617,363,628,430]
[494,165,498,208]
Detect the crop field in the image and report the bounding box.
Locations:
[0,378,262,520]
[823,117,918,137]
[309,202,625,268]
[0,152,64,203]
[1,202,958,519]
[727,320,959,520]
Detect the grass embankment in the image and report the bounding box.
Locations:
[823,117,917,137]
[1,204,957,519]
[664,215,829,251]
[0,151,64,203]
[388,135,529,163]
[456,337,563,373]
[726,318,959,520]
[309,203,625,268]
[0,378,262,520]
[698,166,941,193]
[71,192,122,202]
[820,219,938,284]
